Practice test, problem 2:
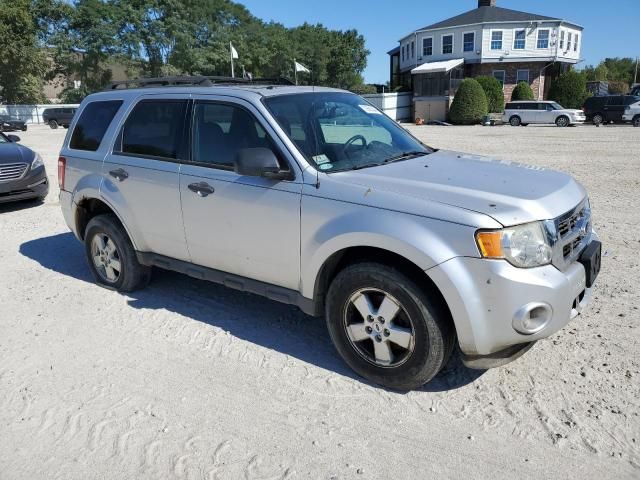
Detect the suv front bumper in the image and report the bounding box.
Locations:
[428,232,600,362]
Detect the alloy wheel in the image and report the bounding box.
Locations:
[91,233,122,283]
[343,288,415,367]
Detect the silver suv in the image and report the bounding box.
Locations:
[58,78,602,389]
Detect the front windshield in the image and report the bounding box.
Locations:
[264,92,431,172]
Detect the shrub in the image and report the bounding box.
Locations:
[608,80,630,94]
[548,70,591,109]
[511,81,534,101]
[59,86,90,104]
[448,78,488,125]
[475,75,504,113]
[349,84,378,95]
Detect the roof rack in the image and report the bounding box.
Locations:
[108,75,295,90]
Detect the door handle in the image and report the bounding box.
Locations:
[188,182,215,197]
[109,168,129,182]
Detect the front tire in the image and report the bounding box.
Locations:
[592,113,604,126]
[325,263,455,390]
[84,214,151,292]
[509,116,521,127]
[556,116,570,127]
[633,116,640,128]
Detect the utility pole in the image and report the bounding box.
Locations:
[635,56,638,85]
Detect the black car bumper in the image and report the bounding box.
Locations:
[0,166,49,204]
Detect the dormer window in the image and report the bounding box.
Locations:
[513,30,526,50]
[491,31,503,50]
[537,29,550,49]
[442,34,453,54]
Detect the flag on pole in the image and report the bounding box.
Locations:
[230,43,239,59]
[294,61,310,73]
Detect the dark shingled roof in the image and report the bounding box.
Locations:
[419,6,561,31]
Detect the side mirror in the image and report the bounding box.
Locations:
[7,134,20,143]
[234,148,292,180]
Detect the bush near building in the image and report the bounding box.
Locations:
[548,70,591,109]
[475,76,504,113]
[449,78,488,125]
[511,81,534,101]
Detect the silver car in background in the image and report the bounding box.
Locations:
[58,78,601,389]
[504,100,586,127]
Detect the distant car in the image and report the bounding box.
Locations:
[42,107,77,129]
[0,116,27,132]
[622,100,640,127]
[0,132,48,204]
[582,95,640,125]
[503,101,585,127]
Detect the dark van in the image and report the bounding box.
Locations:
[583,95,640,125]
[42,107,77,129]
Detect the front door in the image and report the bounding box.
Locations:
[179,98,302,290]
[103,96,190,261]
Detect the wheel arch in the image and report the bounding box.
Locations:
[74,196,139,251]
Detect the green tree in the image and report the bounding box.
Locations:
[608,80,629,94]
[0,0,49,103]
[475,75,504,113]
[511,81,534,101]
[548,70,590,109]
[449,78,488,125]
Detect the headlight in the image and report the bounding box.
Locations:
[31,153,44,170]
[476,221,553,268]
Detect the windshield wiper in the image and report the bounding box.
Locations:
[350,162,385,171]
[383,150,428,164]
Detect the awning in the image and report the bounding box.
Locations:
[411,58,464,74]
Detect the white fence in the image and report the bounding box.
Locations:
[362,92,412,122]
[0,104,80,124]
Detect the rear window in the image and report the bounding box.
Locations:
[70,100,122,151]
[117,99,188,160]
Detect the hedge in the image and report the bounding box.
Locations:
[548,70,591,109]
[475,76,504,113]
[511,81,534,101]
[449,78,488,125]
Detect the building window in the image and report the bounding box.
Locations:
[574,34,579,52]
[567,32,572,51]
[423,37,433,56]
[560,30,565,50]
[493,70,506,87]
[517,69,530,84]
[402,45,405,61]
[463,32,475,52]
[537,29,550,49]
[491,31,503,50]
[513,30,526,50]
[442,34,453,54]
[411,41,415,58]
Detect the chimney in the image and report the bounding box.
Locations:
[478,0,496,7]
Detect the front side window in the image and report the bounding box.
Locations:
[191,102,275,168]
[491,31,503,50]
[537,29,550,49]
[442,35,453,54]
[70,100,122,151]
[493,70,505,87]
[516,69,530,84]
[264,92,431,173]
[513,30,526,50]
[463,32,474,52]
[118,99,188,160]
[423,37,433,56]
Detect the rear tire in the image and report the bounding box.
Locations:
[48,120,58,129]
[509,116,521,127]
[633,115,640,128]
[325,262,455,390]
[592,113,604,126]
[84,214,151,292]
[556,116,570,127]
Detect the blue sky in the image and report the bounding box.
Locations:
[240,0,639,84]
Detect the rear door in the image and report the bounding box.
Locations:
[605,96,625,122]
[179,96,302,290]
[102,94,191,261]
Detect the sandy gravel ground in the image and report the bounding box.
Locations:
[0,123,638,479]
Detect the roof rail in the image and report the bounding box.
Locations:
[107,76,295,90]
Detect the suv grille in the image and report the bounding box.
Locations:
[0,163,28,182]
[551,200,591,269]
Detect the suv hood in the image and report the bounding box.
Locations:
[334,150,586,226]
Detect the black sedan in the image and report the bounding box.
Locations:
[0,116,27,132]
[0,132,48,204]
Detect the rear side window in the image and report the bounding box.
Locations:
[70,100,122,151]
[118,99,188,160]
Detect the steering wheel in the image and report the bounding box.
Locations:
[342,135,367,158]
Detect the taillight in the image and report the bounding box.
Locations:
[58,156,66,190]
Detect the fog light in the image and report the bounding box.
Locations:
[512,302,552,335]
